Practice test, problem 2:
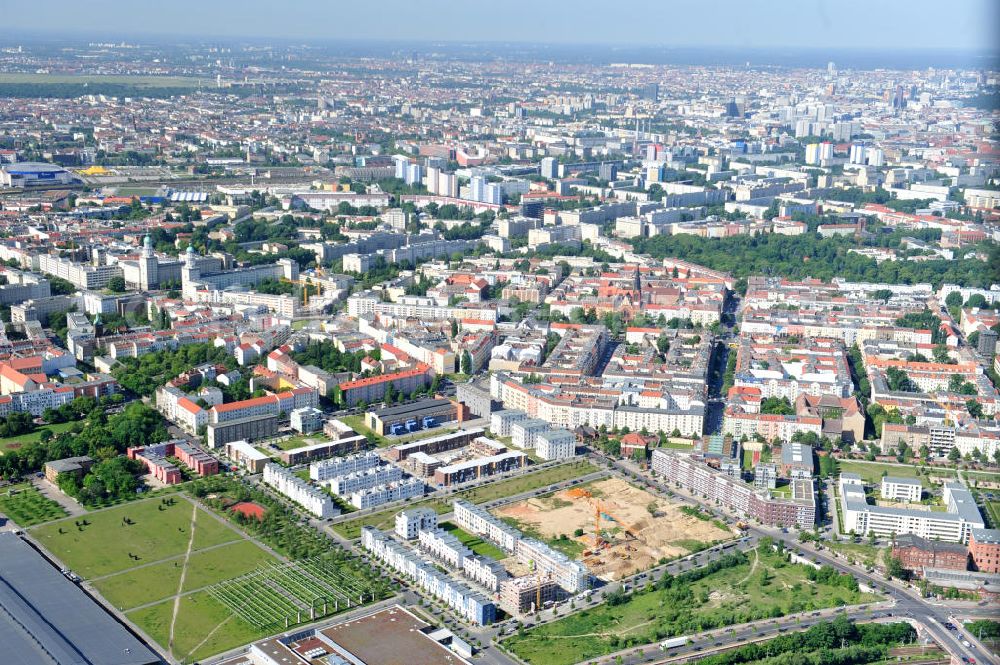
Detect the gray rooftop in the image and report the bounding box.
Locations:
[882,476,921,486]
[972,528,1000,545]
[0,533,161,665]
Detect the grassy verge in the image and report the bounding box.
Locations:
[825,540,883,568]
[984,501,1000,529]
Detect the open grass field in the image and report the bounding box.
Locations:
[0,421,79,452]
[127,590,265,664]
[440,521,507,559]
[32,495,283,664]
[32,496,241,578]
[0,483,67,527]
[0,73,202,87]
[504,548,879,665]
[330,459,600,539]
[92,540,277,610]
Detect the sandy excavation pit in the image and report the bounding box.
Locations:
[495,477,734,580]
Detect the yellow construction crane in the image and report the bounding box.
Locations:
[280,276,319,306]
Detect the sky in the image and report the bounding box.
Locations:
[4,0,998,52]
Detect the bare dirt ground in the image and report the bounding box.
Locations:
[494,477,733,580]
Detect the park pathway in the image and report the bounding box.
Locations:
[167,502,198,658]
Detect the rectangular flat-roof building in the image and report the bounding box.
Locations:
[0,533,160,665]
[881,476,922,503]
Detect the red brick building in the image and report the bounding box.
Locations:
[892,534,968,575]
[969,528,1000,574]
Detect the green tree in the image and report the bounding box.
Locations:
[460,350,473,375]
[106,275,127,293]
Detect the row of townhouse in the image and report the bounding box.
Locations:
[309,450,380,482]
[651,449,816,529]
[328,465,403,496]
[350,477,424,510]
[839,474,984,543]
[433,451,527,486]
[360,526,496,625]
[415,526,510,592]
[453,499,589,593]
[262,463,338,519]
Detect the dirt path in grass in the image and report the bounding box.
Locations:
[735,547,759,585]
[167,502,198,657]
[182,613,233,662]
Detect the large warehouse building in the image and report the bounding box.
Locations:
[0,162,80,188]
[0,533,161,665]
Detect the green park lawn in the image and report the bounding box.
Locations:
[825,540,884,568]
[31,496,243,578]
[0,483,67,526]
[34,495,282,664]
[0,421,79,452]
[504,548,878,665]
[92,540,277,610]
[985,501,1000,529]
[127,590,267,664]
[441,522,507,559]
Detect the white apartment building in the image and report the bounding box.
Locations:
[880,476,923,503]
[263,463,338,519]
[350,477,424,510]
[839,475,983,542]
[328,465,403,496]
[395,507,438,540]
[510,418,550,449]
[310,451,380,482]
[490,409,528,438]
[535,429,577,461]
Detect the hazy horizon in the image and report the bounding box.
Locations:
[4,0,999,53]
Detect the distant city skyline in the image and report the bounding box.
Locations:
[4,0,998,53]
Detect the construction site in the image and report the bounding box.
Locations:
[494,478,734,580]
